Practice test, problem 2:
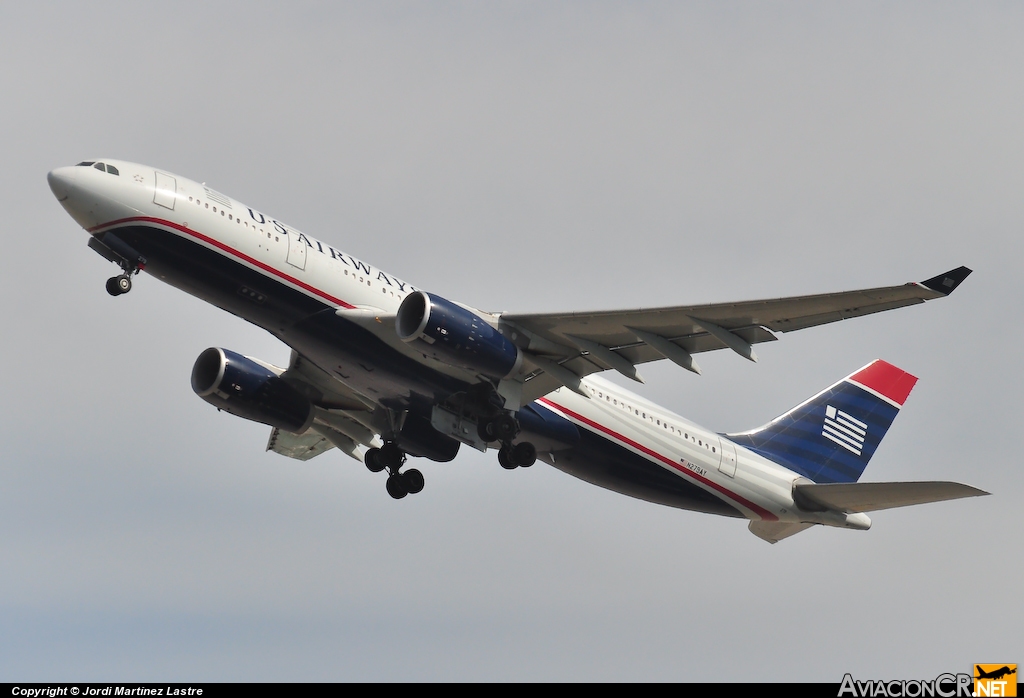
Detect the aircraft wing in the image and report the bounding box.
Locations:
[501,267,971,403]
[264,350,383,463]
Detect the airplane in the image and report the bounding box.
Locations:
[47,159,988,543]
[975,667,1017,681]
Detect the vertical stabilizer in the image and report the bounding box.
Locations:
[729,360,917,483]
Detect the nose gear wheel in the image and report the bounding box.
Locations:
[106,274,133,296]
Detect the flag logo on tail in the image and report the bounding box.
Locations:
[823,405,867,455]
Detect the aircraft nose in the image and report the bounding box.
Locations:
[47,166,77,202]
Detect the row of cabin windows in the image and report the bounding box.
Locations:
[187,195,279,242]
[590,387,716,453]
[76,161,119,176]
[184,194,403,300]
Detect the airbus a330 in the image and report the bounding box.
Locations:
[48,159,987,543]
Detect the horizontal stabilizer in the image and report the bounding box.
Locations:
[793,480,989,513]
[748,521,815,544]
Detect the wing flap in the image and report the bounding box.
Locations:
[267,427,335,461]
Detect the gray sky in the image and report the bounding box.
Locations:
[2,1,1020,681]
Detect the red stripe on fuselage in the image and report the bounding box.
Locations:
[537,397,777,521]
[88,216,356,309]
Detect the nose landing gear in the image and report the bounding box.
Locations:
[105,273,134,296]
[364,442,425,499]
[88,234,146,297]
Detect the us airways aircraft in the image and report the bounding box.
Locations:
[48,159,987,543]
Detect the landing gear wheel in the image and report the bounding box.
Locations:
[478,414,520,444]
[493,414,518,442]
[364,448,386,473]
[402,468,425,494]
[105,274,132,296]
[512,442,536,468]
[498,447,518,470]
[386,474,408,499]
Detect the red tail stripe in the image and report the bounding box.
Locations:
[849,360,918,406]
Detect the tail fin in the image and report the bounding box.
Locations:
[729,360,917,483]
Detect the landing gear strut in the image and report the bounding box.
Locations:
[439,384,538,472]
[88,234,146,297]
[478,412,536,470]
[364,442,425,499]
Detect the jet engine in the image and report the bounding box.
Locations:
[191,347,314,434]
[396,291,522,379]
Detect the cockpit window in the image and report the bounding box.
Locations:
[76,161,95,167]
[86,162,119,176]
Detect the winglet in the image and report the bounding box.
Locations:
[920,266,972,296]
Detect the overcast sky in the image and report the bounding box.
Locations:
[1,1,1020,681]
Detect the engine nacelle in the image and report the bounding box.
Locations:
[191,347,314,434]
[396,291,522,379]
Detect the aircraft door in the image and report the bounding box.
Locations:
[719,440,737,477]
[286,230,306,270]
[154,172,176,210]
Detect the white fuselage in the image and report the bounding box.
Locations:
[49,159,870,530]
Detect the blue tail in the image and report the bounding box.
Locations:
[728,360,918,484]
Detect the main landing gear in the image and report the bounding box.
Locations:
[478,413,537,470]
[364,442,424,500]
[497,441,537,470]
